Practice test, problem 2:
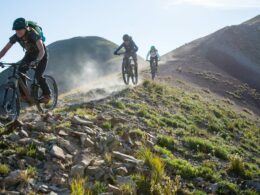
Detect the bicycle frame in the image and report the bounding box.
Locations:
[2,63,38,107]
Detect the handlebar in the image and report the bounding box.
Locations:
[115,52,125,56]
[0,62,36,69]
[0,62,21,68]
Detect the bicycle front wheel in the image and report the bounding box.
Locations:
[151,62,156,80]
[0,85,20,126]
[122,60,130,85]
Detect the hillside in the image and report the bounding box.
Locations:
[0,80,259,194]
[160,15,260,114]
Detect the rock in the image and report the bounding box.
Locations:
[70,164,86,178]
[49,192,58,195]
[110,116,128,126]
[4,170,22,186]
[48,185,70,193]
[244,180,260,193]
[37,184,51,193]
[47,117,58,125]
[50,145,66,160]
[116,167,128,176]
[80,135,95,148]
[18,138,43,146]
[82,126,96,135]
[70,131,87,138]
[115,176,136,188]
[112,151,143,165]
[8,132,21,142]
[57,137,77,155]
[72,116,94,126]
[58,130,68,136]
[86,166,101,176]
[86,166,105,180]
[93,160,105,166]
[194,177,205,187]
[19,129,29,137]
[108,184,121,195]
[34,121,47,130]
[210,183,218,193]
[51,175,66,186]
[1,191,20,195]
[17,159,26,170]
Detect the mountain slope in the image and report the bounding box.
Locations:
[0,80,259,194]
[160,15,260,114]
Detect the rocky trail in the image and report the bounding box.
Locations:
[0,79,259,194]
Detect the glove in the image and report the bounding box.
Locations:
[30,59,40,67]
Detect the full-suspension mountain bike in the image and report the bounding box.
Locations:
[0,62,58,126]
[117,53,138,85]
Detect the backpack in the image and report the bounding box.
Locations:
[27,21,46,42]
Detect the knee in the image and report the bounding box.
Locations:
[36,75,44,82]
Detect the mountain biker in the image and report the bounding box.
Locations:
[114,34,138,67]
[0,18,51,103]
[146,46,160,68]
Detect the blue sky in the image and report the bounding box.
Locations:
[0,0,259,62]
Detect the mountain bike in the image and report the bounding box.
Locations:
[0,62,58,126]
[147,58,159,80]
[117,52,138,85]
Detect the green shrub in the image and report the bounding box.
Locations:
[167,158,198,179]
[102,121,112,130]
[138,148,165,184]
[157,135,175,151]
[184,137,228,159]
[216,181,238,195]
[0,164,10,175]
[111,100,125,110]
[228,154,245,176]
[154,145,174,159]
[70,177,86,195]
[92,181,107,195]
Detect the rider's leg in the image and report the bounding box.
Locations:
[132,53,138,67]
[123,53,130,69]
[155,57,158,71]
[35,53,51,100]
[150,57,153,70]
[18,54,33,97]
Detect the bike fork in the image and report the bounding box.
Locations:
[2,84,16,111]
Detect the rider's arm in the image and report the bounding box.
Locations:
[114,43,124,54]
[0,43,13,60]
[35,40,45,61]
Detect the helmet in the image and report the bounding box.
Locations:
[123,34,130,41]
[151,46,156,50]
[12,18,28,30]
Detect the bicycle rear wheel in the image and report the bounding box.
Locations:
[151,61,156,80]
[34,75,58,113]
[0,84,20,126]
